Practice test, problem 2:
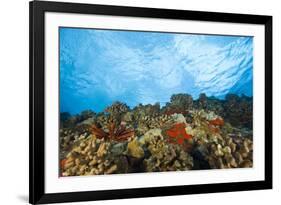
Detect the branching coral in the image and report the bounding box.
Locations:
[60,137,129,176]
[105,101,129,115]
[187,109,253,169]
[141,129,193,172]
[133,114,173,136]
[205,136,253,169]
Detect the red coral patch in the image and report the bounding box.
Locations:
[165,123,192,145]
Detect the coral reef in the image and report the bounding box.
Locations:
[187,109,253,169]
[141,129,193,172]
[133,114,173,136]
[61,136,130,176]
[105,101,129,123]
[59,92,253,176]
[60,110,96,128]
[162,94,193,116]
[223,94,253,129]
[170,93,193,110]
[194,94,252,129]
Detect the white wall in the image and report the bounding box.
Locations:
[0,0,279,204]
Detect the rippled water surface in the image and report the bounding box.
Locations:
[60,28,253,114]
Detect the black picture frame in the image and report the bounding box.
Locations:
[29,1,272,204]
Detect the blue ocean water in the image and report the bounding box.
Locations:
[60,28,253,114]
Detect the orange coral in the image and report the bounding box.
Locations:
[91,122,134,142]
[209,118,224,126]
[165,123,192,145]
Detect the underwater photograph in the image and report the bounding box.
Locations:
[59,27,253,177]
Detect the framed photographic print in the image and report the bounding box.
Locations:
[29,0,272,204]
